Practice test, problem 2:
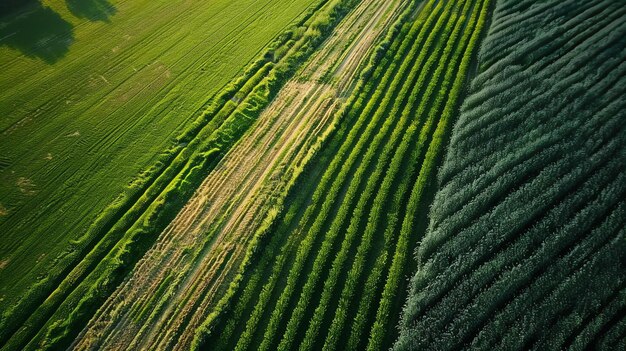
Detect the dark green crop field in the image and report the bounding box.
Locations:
[0,0,623,350]
[396,0,626,350]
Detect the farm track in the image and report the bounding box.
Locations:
[395,0,626,350]
[70,0,404,349]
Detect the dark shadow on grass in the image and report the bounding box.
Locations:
[0,0,36,16]
[66,0,116,22]
[0,2,74,64]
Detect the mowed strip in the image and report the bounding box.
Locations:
[203,0,493,350]
[69,0,405,350]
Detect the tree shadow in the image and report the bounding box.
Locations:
[0,2,74,64]
[66,0,116,22]
[0,0,35,16]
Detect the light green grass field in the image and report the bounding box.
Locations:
[0,0,315,313]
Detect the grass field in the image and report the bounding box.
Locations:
[0,0,317,301]
[0,0,318,304]
[1,0,624,350]
[395,0,626,349]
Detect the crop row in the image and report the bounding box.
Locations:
[277,0,477,349]
[254,4,428,349]
[395,0,626,349]
[203,0,495,350]
[310,1,451,348]
[205,0,428,349]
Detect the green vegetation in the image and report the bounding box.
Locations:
[0,0,317,313]
[395,0,626,350]
[195,0,492,350]
[3,0,623,349]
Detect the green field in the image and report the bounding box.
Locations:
[396,0,626,349]
[196,0,491,349]
[0,0,322,348]
[1,0,624,350]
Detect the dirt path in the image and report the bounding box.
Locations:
[71,0,406,349]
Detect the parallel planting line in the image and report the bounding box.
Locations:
[395,0,626,349]
[205,1,494,351]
